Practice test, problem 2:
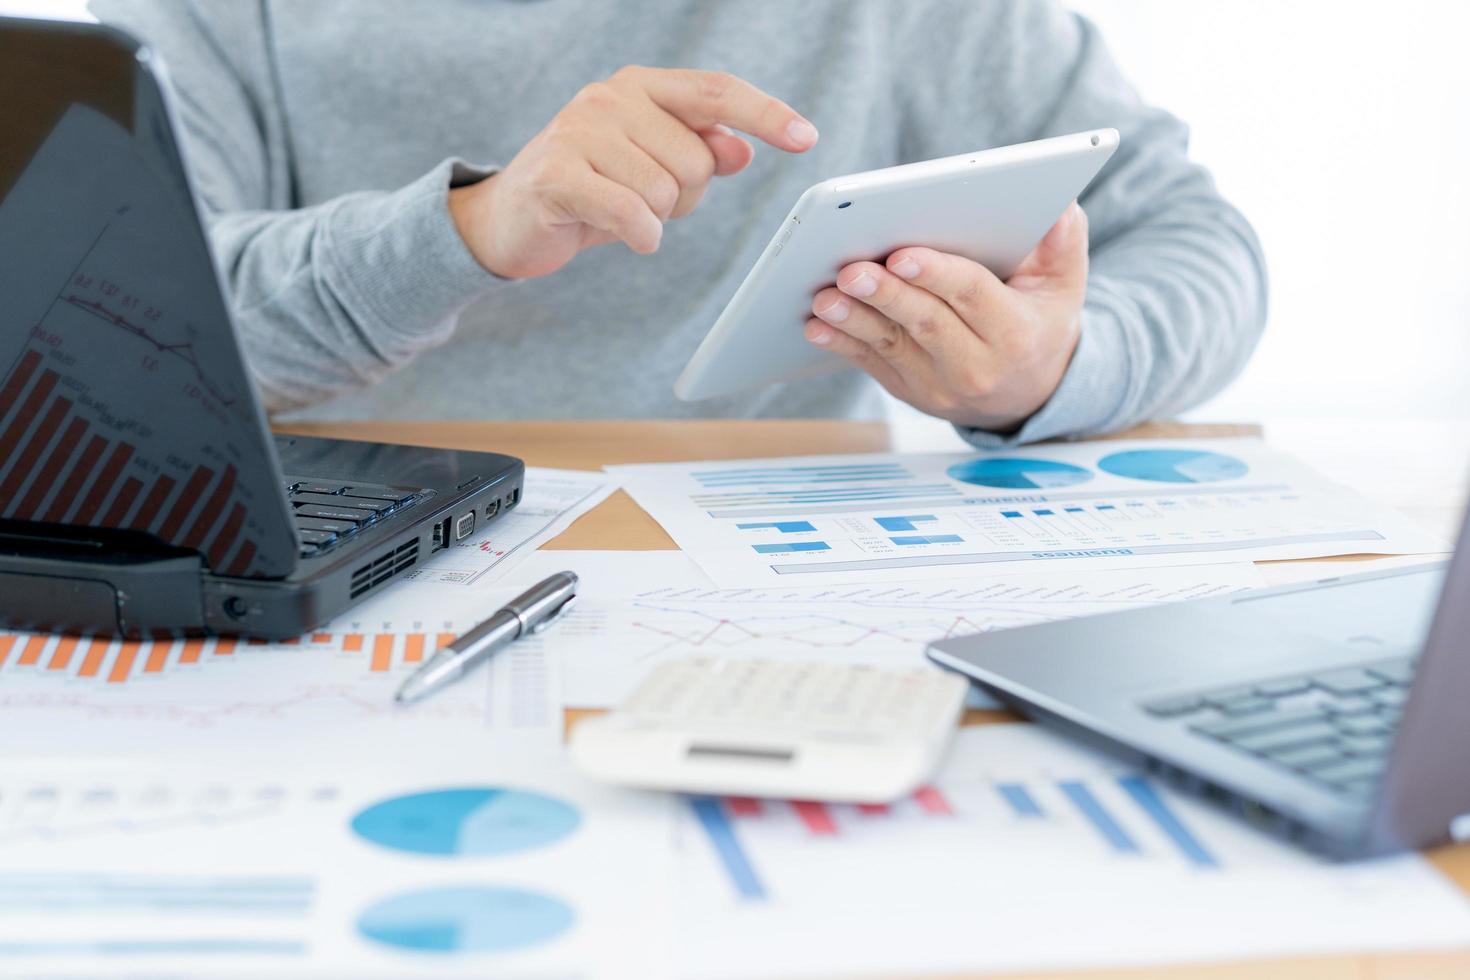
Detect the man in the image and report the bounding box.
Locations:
[91,0,1266,447]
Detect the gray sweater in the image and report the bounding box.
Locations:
[91,0,1266,446]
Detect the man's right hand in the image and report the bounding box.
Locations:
[448,66,818,280]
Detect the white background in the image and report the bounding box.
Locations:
[7,0,1468,422]
[1071,0,1470,422]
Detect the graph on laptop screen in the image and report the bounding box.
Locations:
[0,104,294,575]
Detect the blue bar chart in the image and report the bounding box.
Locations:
[736,521,817,533]
[611,440,1441,588]
[689,762,1221,906]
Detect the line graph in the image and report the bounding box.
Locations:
[0,619,491,738]
[63,290,237,408]
[547,566,1264,708]
[627,603,998,658]
[0,111,300,575]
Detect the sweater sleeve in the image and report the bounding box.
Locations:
[89,0,504,412]
[896,0,1268,448]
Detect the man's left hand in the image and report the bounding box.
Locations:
[805,202,1089,433]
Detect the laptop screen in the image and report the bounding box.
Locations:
[0,20,295,578]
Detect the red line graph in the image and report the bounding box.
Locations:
[63,294,236,408]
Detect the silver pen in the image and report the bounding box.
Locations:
[394,571,579,704]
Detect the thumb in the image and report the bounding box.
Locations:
[700,124,755,177]
[1011,201,1089,296]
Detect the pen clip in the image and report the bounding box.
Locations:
[529,594,577,635]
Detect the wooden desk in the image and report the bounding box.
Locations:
[281,418,1470,980]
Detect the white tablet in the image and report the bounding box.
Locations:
[674,129,1119,401]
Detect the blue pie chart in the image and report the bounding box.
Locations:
[357,885,574,954]
[350,787,580,856]
[1098,449,1249,484]
[947,457,1094,490]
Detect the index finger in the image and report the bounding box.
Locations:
[620,67,818,152]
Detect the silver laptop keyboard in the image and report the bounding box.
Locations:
[1142,657,1415,798]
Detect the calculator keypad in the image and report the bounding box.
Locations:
[622,658,960,739]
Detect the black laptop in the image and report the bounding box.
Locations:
[0,17,523,640]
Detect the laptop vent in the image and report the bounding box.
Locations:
[349,541,418,599]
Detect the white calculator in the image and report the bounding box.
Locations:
[570,658,969,803]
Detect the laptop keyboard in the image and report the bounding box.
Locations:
[283,478,427,557]
[1142,657,1415,798]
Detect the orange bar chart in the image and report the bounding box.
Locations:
[370,635,394,673]
[76,638,109,678]
[18,635,47,666]
[144,640,173,674]
[0,622,469,686]
[403,634,426,663]
[108,640,140,684]
[47,635,79,671]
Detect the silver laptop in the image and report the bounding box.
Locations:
[927,508,1470,859]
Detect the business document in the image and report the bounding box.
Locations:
[0,569,564,758]
[510,551,1265,709]
[677,724,1470,978]
[609,439,1444,587]
[0,749,673,979]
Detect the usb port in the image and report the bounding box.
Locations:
[485,498,500,520]
[431,517,452,553]
[509,487,521,506]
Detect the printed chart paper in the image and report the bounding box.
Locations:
[509,551,1265,708]
[676,724,1470,978]
[0,571,563,758]
[0,470,611,754]
[0,752,673,979]
[402,466,618,587]
[609,439,1445,587]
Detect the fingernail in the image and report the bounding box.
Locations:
[815,298,849,323]
[891,257,920,279]
[807,323,832,346]
[842,272,876,298]
[712,123,734,136]
[786,118,819,148]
